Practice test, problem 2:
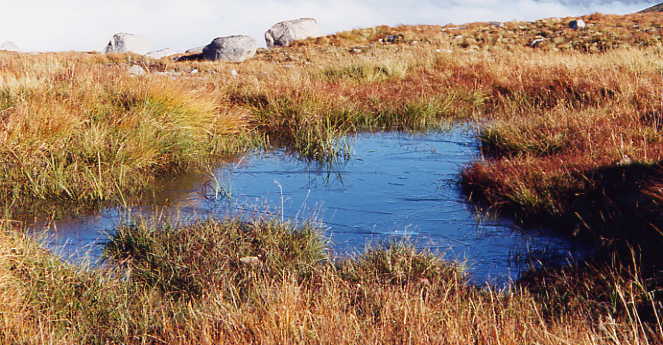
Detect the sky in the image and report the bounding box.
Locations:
[0,0,657,52]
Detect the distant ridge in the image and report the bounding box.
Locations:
[640,2,663,12]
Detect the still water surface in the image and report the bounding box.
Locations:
[39,129,588,284]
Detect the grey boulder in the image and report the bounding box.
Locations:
[146,48,178,59]
[128,65,146,76]
[265,18,321,48]
[104,33,152,54]
[569,19,586,30]
[185,46,205,54]
[202,35,257,62]
[0,41,20,51]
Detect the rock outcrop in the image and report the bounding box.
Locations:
[0,41,20,51]
[265,18,321,48]
[104,33,151,55]
[185,46,205,54]
[202,35,257,62]
[640,2,663,12]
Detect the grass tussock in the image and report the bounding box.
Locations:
[104,218,326,299]
[0,53,253,210]
[0,218,660,344]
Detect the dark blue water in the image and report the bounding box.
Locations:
[38,129,588,284]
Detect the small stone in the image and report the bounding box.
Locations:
[230,69,238,78]
[530,38,546,47]
[191,68,199,74]
[128,65,146,76]
[443,26,466,31]
[239,256,260,265]
[616,155,633,166]
[382,34,404,44]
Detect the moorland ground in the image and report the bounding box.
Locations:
[0,11,661,344]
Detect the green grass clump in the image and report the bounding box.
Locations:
[103,218,328,299]
[369,91,485,130]
[479,121,570,157]
[320,62,407,83]
[250,93,354,161]
[338,241,464,286]
[240,88,482,161]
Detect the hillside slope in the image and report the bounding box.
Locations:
[640,2,663,12]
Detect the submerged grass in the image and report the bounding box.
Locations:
[0,217,660,344]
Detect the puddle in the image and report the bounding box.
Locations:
[36,128,590,284]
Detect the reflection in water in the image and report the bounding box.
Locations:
[35,129,589,284]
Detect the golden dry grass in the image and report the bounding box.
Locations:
[0,219,659,345]
[0,52,255,215]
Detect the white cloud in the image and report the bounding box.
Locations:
[0,0,656,52]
